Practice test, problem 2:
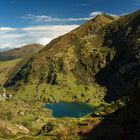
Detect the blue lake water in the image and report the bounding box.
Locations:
[45,102,96,118]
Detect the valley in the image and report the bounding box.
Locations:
[0,9,139,140]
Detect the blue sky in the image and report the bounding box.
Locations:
[0,0,140,49]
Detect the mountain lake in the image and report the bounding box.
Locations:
[45,102,96,118]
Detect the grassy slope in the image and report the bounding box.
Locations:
[4,10,140,104]
[0,44,44,86]
[0,59,22,85]
[4,15,114,105]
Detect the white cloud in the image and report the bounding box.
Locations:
[22,25,79,33]
[37,37,53,45]
[21,11,118,23]
[89,11,103,17]
[0,25,79,49]
[21,14,92,22]
[0,43,12,49]
[0,27,16,32]
[0,33,26,39]
[0,10,118,50]
[62,17,91,21]
[0,43,25,49]
[89,11,118,17]
[22,25,79,45]
[106,13,118,17]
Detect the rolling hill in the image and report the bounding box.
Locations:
[0,44,44,85]
[0,44,43,61]
[0,59,21,85]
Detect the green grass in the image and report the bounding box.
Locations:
[12,81,106,107]
[0,58,22,85]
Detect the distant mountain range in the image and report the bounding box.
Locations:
[0,48,12,52]
[0,44,43,61]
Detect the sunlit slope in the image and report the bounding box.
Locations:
[0,59,21,85]
[4,9,140,105]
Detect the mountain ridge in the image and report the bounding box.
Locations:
[0,9,140,139]
[0,44,44,61]
[5,14,115,86]
[4,10,140,104]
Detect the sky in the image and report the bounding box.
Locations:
[0,0,140,50]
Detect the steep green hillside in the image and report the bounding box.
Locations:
[0,44,43,61]
[4,10,140,105]
[0,59,21,85]
[4,15,115,105]
[0,44,43,86]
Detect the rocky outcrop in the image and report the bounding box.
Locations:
[0,120,29,137]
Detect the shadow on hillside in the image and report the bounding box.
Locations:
[85,11,140,139]
[94,13,140,102]
[85,88,140,140]
[95,46,140,102]
[94,26,140,102]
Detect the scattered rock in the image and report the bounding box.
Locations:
[37,122,54,135]
[0,120,29,136]
[17,110,25,116]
